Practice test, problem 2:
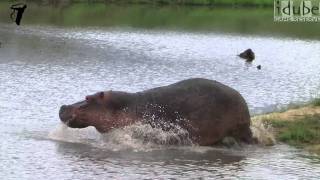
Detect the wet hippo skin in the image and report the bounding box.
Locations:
[59,78,253,146]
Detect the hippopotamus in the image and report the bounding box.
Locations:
[257,65,262,70]
[59,78,253,146]
[239,48,255,62]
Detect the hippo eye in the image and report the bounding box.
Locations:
[85,96,91,102]
[99,92,104,98]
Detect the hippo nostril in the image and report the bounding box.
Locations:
[59,105,68,114]
[59,105,73,122]
[60,105,68,111]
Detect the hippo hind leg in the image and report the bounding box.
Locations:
[229,124,255,144]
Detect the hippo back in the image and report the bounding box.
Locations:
[137,78,251,145]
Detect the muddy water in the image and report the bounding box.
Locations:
[1,2,320,179]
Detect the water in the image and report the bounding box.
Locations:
[1,2,320,179]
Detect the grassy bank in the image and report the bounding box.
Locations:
[103,0,273,7]
[253,99,320,154]
[27,0,273,7]
[3,2,320,40]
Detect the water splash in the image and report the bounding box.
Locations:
[251,119,276,146]
[48,123,101,144]
[49,118,276,152]
[48,122,192,151]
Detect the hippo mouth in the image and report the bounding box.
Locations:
[59,103,89,128]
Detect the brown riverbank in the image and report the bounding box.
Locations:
[252,103,320,154]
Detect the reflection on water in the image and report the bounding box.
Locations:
[51,143,320,179]
[1,4,320,178]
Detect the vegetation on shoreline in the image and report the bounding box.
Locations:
[312,98,320,107]
[253,101,320,154]
[270,116,320,147]
[28,0,273,7]
[106,0,273,7]
[2,2,320,40]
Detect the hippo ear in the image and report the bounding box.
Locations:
[99,92,104,99]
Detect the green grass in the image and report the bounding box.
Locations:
[268,116,320,146]
[3,2,320,40]
[30,0,274,7]
[312,98,320,107]
[112,0,273,6]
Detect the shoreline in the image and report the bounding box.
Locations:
[28,0,273,7]
[252,99,320,154]
[104,0,273,7]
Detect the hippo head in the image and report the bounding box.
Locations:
[239,48,255,61]
[59,91,117,132]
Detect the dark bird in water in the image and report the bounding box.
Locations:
[238,48,255,62]
[257,65,261,70]
[10,3,27,26]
